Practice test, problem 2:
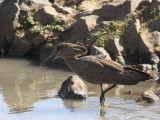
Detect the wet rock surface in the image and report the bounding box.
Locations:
[58,75,88,99]
[137,90,160,103]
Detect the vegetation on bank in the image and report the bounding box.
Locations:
[20,16,71,36]
[91,5,160,46]
[90,18,134,46]
[18,5,160,46]
[136,6,160,23]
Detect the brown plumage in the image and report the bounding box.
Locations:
[41,43,152,106]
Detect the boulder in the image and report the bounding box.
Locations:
[105,38,126,65]
[90,45,111,60]
[137,90,160,103]
[126,19,141,55]
[8,30,31,56]
[8,29,46,56]
[139,30,160,67]
[9,40,32,56]
[99,0,147,20]
[18,0,49,22]
[58,75,88,99]
[65,15,98,43]
[34,6,60,24]
[0,0,19,44]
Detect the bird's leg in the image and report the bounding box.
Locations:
[100,84,106,106]
[100,84,117,106]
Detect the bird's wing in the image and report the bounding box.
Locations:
[78,56,151,85]
[96,57,151,85]
[123,66,151,81]
[95,56,124,72]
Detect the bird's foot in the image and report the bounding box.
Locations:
[100,100,106,106]
[100,94,106,106]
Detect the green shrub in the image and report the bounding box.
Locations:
[21,16,70,36]
[91,18,134,46]
[136,5,160,23]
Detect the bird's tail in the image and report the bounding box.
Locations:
[124,67,153,81]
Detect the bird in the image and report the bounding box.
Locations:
[40,43,152,106]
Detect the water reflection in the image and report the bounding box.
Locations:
[62,99,84,112]
[0,58,72,114]
[100,107,107,118]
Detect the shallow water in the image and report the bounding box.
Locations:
[0,58,160,120]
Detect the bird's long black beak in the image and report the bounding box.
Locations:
[40,48,57,66]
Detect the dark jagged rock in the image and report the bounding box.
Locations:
[58,75,88,99]
[137,90,160,103]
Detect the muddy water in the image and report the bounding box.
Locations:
[0,58,160,120]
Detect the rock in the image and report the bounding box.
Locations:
[0,1,19,44]
[18,0,49,22]
[9,40,32,56]
[81,15,99,31]
[0,0,51,55]
[139,30,160,67]
[52,3,76,15]
[79,0,98,12]
[8,29,45,56]
[150,0,160,11]
[0,0,48,44]
[128,90,134,94]
[58,75,88,99]
[90,45,111,60]
[137,0,153,9]
[115,56,126,65]
[148,18,160,32]
[34,6,60,24]
[105,38,126,65]
[54,0,65,6]
[8,30,31,56]
[126,19,141,55]
[137,90,160,103]
[64,0,84,6]
[105,38,124,56]
[99,0,146,20]
[65,15,98,43]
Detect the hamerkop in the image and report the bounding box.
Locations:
[40,43,152,106]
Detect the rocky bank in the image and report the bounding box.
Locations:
[0,0,160,77]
